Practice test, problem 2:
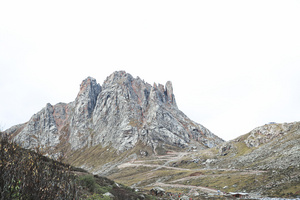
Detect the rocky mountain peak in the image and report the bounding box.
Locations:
[165,81,176,106]
[6,71,224,158]
[74,77,101,118]
[102,71,133,88]
[150,81,177,108]
[78,77,100,95]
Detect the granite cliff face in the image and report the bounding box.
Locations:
[5,71,223,157]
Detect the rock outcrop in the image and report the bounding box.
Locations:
[12,103,70,150]
[244,122,295,147]
[210,121,300,170]
[5,71,223,156]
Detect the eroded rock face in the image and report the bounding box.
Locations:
[69,77,101,149]
[5,71,224,154]
[13,103,70,150]
[244,122,296,147]
[212,121,300,170]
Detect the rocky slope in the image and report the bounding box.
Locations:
[215,121,300,170]
[5,71,223,171]
[170,121,300,171]
[109,122,299,198]
[165,121,300,197]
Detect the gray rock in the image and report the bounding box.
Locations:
[211,121,300,170]
[103,192,114,198]
[13,103,64,150]
[179,196,190,200]
[150,187,165,196]
[69,77,101,150]
[5,71,224,157]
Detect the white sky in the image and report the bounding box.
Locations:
[0,0,300,141]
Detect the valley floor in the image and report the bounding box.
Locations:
[108,151,282,199]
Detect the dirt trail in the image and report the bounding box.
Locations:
[170,170,265,183]
[117,162,189,171]
[116,151,265,195]
[118,151,264,174]
[117,151,220,194]
[154,182,218,194]
[118,151,188,171]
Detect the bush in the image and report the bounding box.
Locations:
[79,175,97,193]
[79,175,111,194]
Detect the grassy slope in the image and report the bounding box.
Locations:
[64,141,155,174]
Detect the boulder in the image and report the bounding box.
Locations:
[150,187,165,197]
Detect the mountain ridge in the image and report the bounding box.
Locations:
[5,71,223,165]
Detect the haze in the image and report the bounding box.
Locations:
[0,0,300,140]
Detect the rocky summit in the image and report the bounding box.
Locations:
[5,71,223,160]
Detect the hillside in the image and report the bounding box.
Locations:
[106,122,300,199]
[0,132,155,200]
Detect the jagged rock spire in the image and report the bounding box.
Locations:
[165,81,177,107]
[74,77,101,119]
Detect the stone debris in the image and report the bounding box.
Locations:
[150,187,165,196]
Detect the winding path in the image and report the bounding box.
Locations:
[116,151,266,195]
[154,182,219,194]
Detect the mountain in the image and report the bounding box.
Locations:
[5,71,223,173]
[4,71,300,198]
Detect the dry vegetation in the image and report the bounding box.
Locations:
[0,133,154,200]
[0,133,77,199]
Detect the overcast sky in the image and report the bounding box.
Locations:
[0,0,300,141]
